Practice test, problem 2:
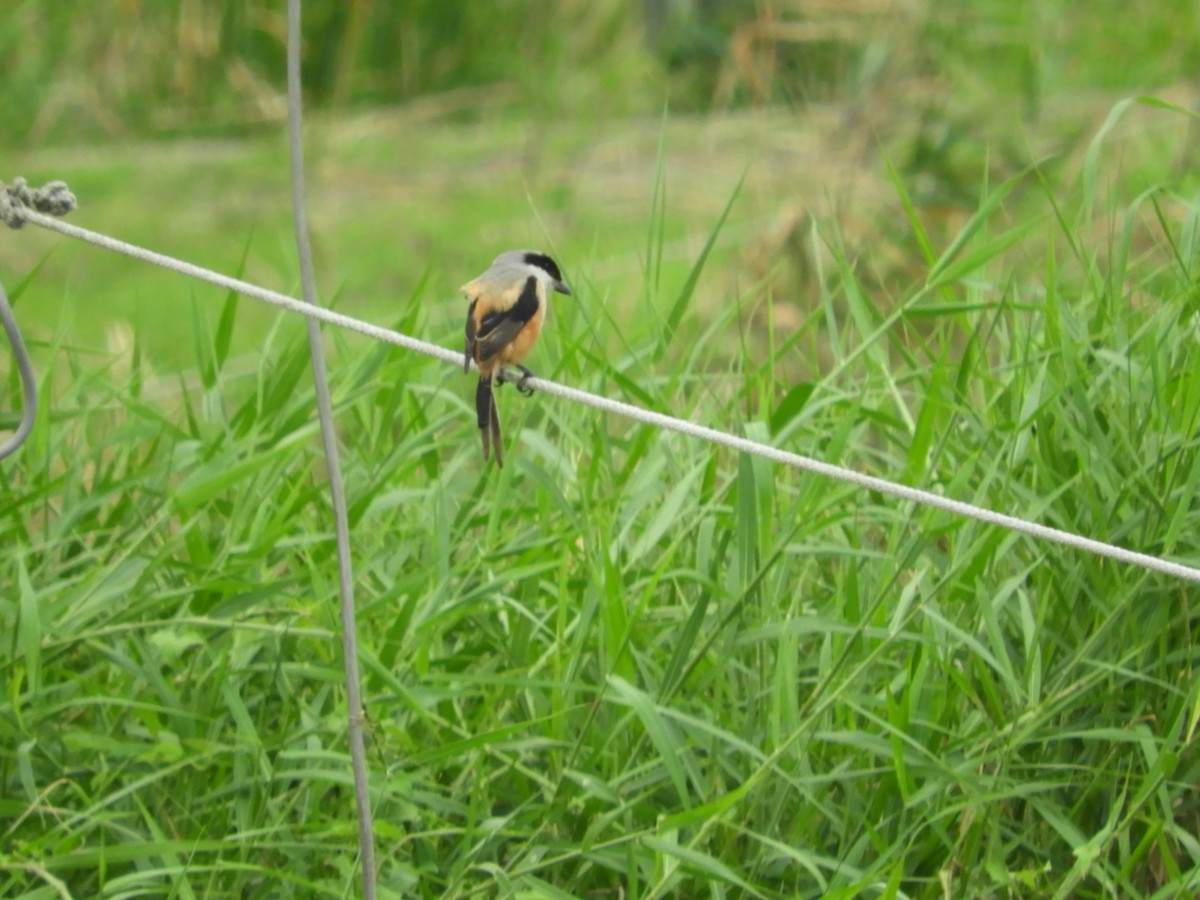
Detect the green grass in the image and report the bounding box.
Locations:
[3,94,1200,898]
[4,2,1200,895]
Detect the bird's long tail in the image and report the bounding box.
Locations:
[476,376,504,467]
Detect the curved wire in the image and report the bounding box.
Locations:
[0,177,76,461]
[0,275,37,460]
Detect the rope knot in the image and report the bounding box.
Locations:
[1,177,77,229]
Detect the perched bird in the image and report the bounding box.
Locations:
[461,249,571,467]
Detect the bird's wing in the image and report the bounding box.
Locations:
[464,298,478,371]
[474,318,526,362]
[473,276,539,362]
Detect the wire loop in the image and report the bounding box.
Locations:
[0,178,77,460]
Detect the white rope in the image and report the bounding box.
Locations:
[14,206,1200,585]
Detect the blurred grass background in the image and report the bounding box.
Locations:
[5,0,1197,373]
[4,2,1200,898]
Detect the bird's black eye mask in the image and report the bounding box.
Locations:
[523,252,563,283]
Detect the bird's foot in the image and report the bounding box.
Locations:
[514,365,536,397]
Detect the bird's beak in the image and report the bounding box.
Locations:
[555,281,572,296]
